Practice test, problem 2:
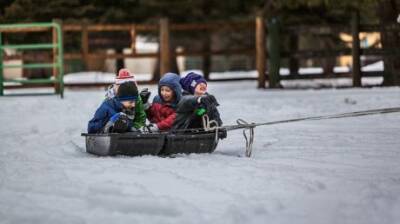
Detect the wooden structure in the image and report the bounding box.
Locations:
[1,15,399,91]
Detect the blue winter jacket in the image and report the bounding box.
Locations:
[88,98,143,134]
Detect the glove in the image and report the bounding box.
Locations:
[141,123,159,133]
[104,112,130,133]
[195,108,207,116]
[139,88,151,104]
[110,112,124,123]
[122,108,135,120]
[103,112,125,133]
[198,95,218,106]
[198,95,219,111]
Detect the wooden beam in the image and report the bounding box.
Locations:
[130,25,136,54]
[81,24,89,70]
[0,27,50,33]
[52,19,62,94]
[351,11,362,87]
[256,14,266,89]
[159,18,171,76]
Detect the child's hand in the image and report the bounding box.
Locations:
[198,95,219,108]
[104,112,129,133]
[110,112,123,123]
[140,88,151,104]
[142,123,159,133]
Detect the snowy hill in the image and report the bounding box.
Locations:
[1,81,400,224]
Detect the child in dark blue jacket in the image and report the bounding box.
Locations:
[88,81,146,134]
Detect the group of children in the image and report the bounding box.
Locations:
[87,69,222,134]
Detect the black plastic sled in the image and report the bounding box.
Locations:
[81,129,226,157]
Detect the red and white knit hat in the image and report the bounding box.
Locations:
[115,68,137,85]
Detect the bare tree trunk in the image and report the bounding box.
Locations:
[289,34,299,76]
[202,32,211,80]
[202,0,212,80]
[115,47,124,72]
[151,45,180,83]
[322,38,335,77]
[378,0,400,86]
[152,49,161,83]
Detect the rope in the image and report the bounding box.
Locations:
[237,119,255,157]
[222,106,400,132]
[202,114,220,151]
[170,106,400,158]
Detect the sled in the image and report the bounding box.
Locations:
[81,132,166,156]
[81,129,227,157]
[162,130,225,155]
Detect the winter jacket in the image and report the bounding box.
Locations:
[88,97,146,133]
[173,92,222,130]
[147,73,182,131]
[105,84,117,99]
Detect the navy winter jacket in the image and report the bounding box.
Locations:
[172,92,222,130]
[87,98,148,134]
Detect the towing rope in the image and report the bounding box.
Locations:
[223,106,400,132]
[230,106,400,157]
[172,107,400,158]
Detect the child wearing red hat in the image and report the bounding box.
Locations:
[105,68,137,99]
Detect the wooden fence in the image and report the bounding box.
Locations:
[2,14,399,89]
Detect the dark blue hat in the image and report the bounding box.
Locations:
[116,81,138,102]
[180,72,207,94]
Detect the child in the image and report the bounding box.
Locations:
[144,73,182,132]
[88,81,146,134]
[180,71,208,96]
[173,72,222,130]
[105,68,137,99]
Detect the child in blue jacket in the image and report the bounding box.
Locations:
[88,81,146,134]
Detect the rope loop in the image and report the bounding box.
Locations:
[236,119,255,157]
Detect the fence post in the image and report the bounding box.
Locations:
[256,13,266,89]
[202,32,211,81]
[0,32,3,96]
[289,34,299,76]
[130,25,136,55]
[81,23,89,70]
[53,19,62,94]
[351,11,362,87]
[267,17,281,88]
[160,18,171,76]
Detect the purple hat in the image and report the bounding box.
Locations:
[179,72,207,94]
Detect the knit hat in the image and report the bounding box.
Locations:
[116,68,136,85]
[116,81,138,102]
[180,72,207,94]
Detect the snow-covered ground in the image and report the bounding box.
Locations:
[1,80,400,224]
[62,60,384,88]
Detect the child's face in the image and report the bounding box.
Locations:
[161,86,175,102]
[194,83,207,96]
[121,100,136,109]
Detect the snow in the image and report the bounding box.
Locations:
[63,61,384,88]
[1,80,400,224]
[362,61,384,72]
